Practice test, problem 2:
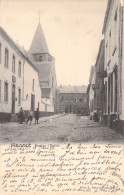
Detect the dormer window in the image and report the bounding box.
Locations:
[39,55,43,62]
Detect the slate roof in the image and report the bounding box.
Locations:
[33,62,51,81]
[58,86,87,94]
[0,26,38,72]
[102,0,112,34]
[0,26,24,58]
[29,22,49,54]
[41,88,51,98]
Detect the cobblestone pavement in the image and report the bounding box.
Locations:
[0,114,124,143]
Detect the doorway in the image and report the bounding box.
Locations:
[31,94,35,111]
[12,84,15,114]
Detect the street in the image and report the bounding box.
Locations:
[0,114,124,143]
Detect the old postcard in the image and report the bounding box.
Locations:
[0,0,124,194]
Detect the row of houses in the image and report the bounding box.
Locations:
[88,0,124,133]
[0,22,57,122]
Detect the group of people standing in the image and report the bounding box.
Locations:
[18,107,39,125]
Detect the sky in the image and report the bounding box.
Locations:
[0,0,107,86]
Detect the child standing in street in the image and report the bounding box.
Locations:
[27,109,34,125]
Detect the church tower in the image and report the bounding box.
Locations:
[29,21,57,114]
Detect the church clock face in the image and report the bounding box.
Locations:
[40,81,49,87]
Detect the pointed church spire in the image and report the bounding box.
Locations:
[29,21,49,54]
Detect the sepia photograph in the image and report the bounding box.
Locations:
[0,0,124,194]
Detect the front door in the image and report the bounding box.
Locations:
[12,84,15,114]
[31,94,35,111]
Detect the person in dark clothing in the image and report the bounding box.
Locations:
[18,107,25,124]
[93,109,99,122]
[34,108,39,124]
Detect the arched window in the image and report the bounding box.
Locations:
[18,88,21,106]
[5,48,9,68]
[32,79,35,92]
[4,82,8,102]
[12,55,15,73]
[39,55,43,62]
[18,61,21,77]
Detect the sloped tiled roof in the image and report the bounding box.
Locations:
[58,86,87,94]
[0,26,38,72]
[41,88,51,98]
[102,0,112,34]
[0,26,24,58]
[16,45,38,72]
[24,50,35,62]
[29,22,49,54]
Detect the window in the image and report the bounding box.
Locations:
[5,48,9,68]
[39,55,43,62]
[105,41,108,66]
[12,55,15,73]
[26,94,28,100]
[18,61,21,77]
[52,77,54,87]
[109,30,111,37]
[52,98,54,105]
[109,30,111,57]
[0,80,1,102]
[48,56,51,61]
[114,9,117,46]
[108,30,111,59]
[0,43,1,64]
[18,88,21,106]
[70,99,73,102]
[108,76,111,114]
[110,73,113,112]
[32,79,34,92]
[104,82,107,114]
[4,82,8,102]
[114,67,117,112]
[114,9,117,21]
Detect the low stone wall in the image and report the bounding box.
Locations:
[0,112,11,123]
